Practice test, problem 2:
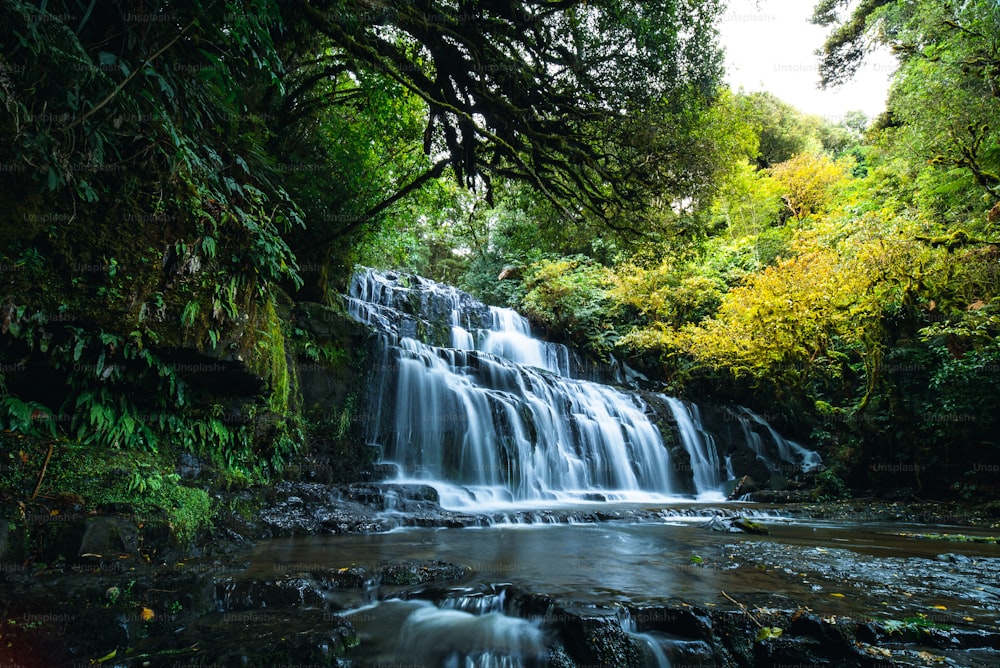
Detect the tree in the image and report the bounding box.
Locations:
[814,0,1000,220]
[811,0,895,88]
[769,152,855,220]
[283,0,726,232]
[735,91,823,167]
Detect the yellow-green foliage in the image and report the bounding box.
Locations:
[711,160,784,237]
[245,297,294,414]
[769,152,855,219]
[674,246,880,389]
[612,261,723,330]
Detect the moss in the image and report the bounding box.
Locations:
[243,296,297,416]
[733,517,770,534]
[165,485,213,545]
[0,436,213,551]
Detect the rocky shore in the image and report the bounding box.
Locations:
[2,485,999,667]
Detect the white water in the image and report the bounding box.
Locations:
[347,268,820,510]
[618,607,672,668]
[662,397,725,501]
[396,604,545,668]
[736,406,823,474]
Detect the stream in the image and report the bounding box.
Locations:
[242,512,1000,667]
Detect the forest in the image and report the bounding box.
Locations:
[3,1,1000,666]
[1,0,999,530]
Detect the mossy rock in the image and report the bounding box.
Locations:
[733,517,770,535]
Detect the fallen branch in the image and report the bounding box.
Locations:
[720,590,763,628]
[30,443,54,501]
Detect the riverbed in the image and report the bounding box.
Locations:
[241,507,1000,666]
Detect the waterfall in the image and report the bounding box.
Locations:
[392,600,546,668]
[617,607,672,668]
[346,268,819,509]
[736,407,823,474]
[661,397,725,501]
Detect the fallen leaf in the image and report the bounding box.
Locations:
[140,607,155,621]
[94,648,117,663]
[917,650,945,663]
[830,593,845,598]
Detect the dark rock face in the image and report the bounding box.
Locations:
[379,560,470,586]
[78,516,140,558]
[631,605,714,640]
[291,301,381,484]
[697,404,786,484]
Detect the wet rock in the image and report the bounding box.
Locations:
[259,481,458,534]
[380,560,468,586]
[753,635,834,666]
[215,576,327,611]
[787,613,855,657]
[630,605,714,640]
[667,639,717,667]
[79,516,140,558]
[546,642,577,668]
[312,565,374,589]
[953,628,1000,650]
[315,505,389,534]
[936,552,972,564]
[161,608,359,667]
[699,516,743,532]
[551,605,644,668]
[176,452,207,479]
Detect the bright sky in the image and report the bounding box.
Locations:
[717,0,897,123]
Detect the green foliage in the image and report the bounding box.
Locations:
[0,302,294,477]
[0,396,56,438]
[818,0,1000,212]
[756,627,784,641]
[519,257,618,358]
[878,614,952,637]
[813,469,851,502]
[0,440,213,546]
[166,484,214,545]
[736,92,824,168]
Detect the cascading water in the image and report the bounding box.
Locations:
[735,406,823,475]
[661,397,725,502]
[617,607,672,668]
[346,268,820,509]
[393,600,546,668]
